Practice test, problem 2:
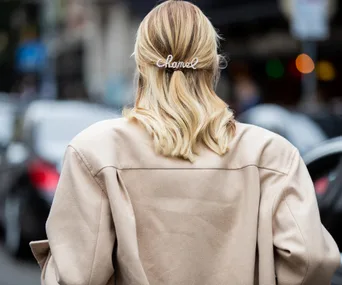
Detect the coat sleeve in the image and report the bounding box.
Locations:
[272,148,340,285]
[30,145,116,285]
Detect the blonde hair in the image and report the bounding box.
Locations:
[124,0,236,162]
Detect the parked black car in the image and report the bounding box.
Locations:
[303,137,342,285]
[309,113,342,139]
[0,100,120,257]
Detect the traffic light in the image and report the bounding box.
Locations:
[316,60,336,81]
[295,53,315,74]
[266,55,337,82]
[266,59,284,79]
[288,59,302,78]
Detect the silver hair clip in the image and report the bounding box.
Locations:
[157,55,199,70]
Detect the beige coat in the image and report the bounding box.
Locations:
[30,118,340,285]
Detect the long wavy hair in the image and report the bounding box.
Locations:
[124,0,236,162]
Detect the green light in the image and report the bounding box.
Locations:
[266,59,284,79]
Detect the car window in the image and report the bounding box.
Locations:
[32,107,118,161]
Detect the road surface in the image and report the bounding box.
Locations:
[0,245,40,285]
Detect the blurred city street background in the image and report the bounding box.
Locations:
[0,0,342,284]
[0,246,40,285]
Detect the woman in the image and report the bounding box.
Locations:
[30,1,340,284]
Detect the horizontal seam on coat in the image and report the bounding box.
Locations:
[94,164,288,177]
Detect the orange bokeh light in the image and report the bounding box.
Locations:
[295,53,315,74]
